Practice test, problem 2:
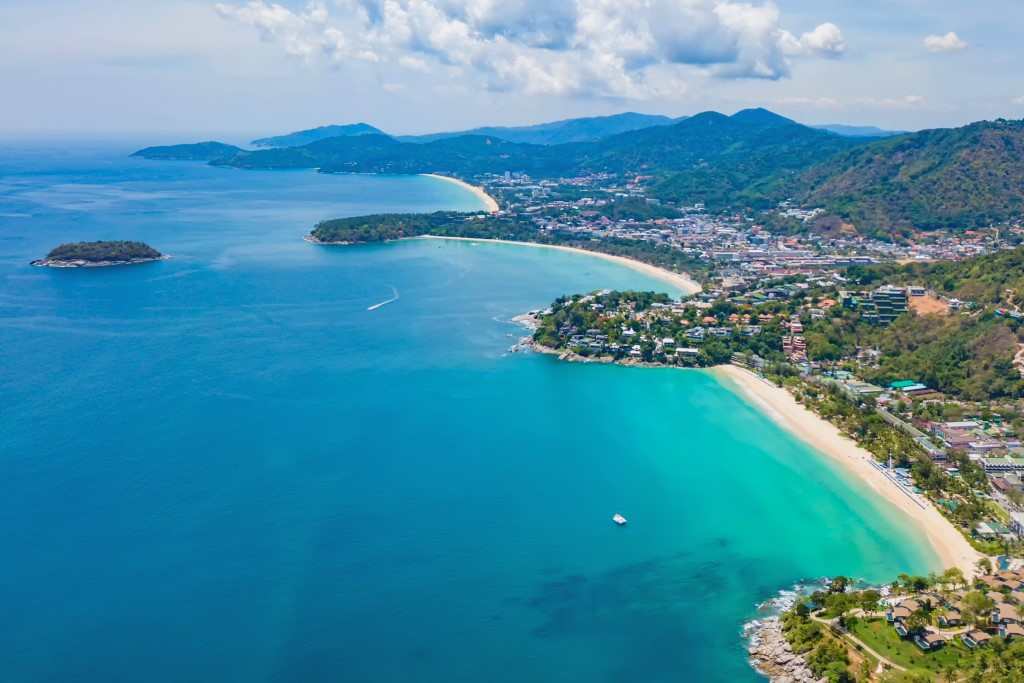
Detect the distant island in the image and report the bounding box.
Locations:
[131,141,242,162]
[31,241,166,268]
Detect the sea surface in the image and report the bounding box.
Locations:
[0,143,939,682]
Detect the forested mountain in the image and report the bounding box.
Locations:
[795,119,1024,235]
[398,112,681,145]
[623,109,860,208]
[251,123,385,148]
[131,112,1024,241]
[192,109,861,186]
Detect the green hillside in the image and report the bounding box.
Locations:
[797,119,1024,235]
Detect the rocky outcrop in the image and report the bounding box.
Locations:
[747,617,823,683]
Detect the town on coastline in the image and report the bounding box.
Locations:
[306,164,1024,569]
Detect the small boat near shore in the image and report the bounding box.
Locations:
[612,513,627,526]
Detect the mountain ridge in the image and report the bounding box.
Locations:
[251,123,386,148]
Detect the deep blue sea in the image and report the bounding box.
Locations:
[0,142,938,682]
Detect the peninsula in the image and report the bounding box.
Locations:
[31,241,166,268]
[306,210,706,293]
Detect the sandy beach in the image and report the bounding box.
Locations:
[418,235,702,296]
[420,174,500,213]
[713,364,982,575]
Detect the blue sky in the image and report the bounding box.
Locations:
[2,0,1022,138]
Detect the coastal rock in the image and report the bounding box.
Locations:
[31,256,168,268]
[746,616,817,683]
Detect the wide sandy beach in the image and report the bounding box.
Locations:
[713,364,982,575]
[420,173,500,213]
[419,235,702,296]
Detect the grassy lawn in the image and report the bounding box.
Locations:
[846,618,975,674]
[986,499,1011,525]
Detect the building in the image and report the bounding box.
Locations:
[840,286,909,325]
[983,456,1024,474]
[871,286,910,325]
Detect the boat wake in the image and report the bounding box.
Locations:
[367,286,399,311]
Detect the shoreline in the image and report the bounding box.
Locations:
[419,174,500,214]
[418,235,702,296]
[30,255,170,268]
[712,364,982,575]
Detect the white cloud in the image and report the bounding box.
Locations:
[856,95,926,108]
[1014,96,1024,105]
[780,22,846,58]
[775,96,840,108]
[214,0,846,98]
[923,32,967,53]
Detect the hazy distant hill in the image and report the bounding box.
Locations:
[131,141,242,161]
[398,112,682,145]
[214,133,575,176]
[813,124,907,138]
[251,123,386,148]
[209,108,859,184]
[795,119,1024,235]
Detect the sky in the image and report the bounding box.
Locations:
[2,0,1023,139]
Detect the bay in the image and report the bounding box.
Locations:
[0,144,937,682]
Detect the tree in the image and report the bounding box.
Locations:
[858,589,882,615]
[976,557,993,576]
[830,576,850,594]
[905,610,929,635]
[942,567,966,591]
[962,590,995,626]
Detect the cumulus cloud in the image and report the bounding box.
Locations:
[780,22,846,58]
[215,0,845,98]
[923,32,967,53]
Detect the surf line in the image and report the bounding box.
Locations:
[367,286,399,311]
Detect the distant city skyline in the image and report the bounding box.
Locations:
[2,0,1022,137]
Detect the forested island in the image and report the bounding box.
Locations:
[31,241,166,268]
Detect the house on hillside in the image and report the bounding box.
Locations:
[914,630,946,651]
[962,630,992,649]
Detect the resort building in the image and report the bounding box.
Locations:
[962,630,992,649]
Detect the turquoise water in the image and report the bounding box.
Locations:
[0,144,938,682]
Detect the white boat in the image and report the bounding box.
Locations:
[612,513,627,526]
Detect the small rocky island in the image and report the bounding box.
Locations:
[31,241,166,268]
